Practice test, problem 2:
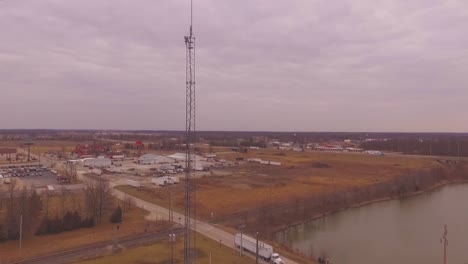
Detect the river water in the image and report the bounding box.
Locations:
[276,184,468,264]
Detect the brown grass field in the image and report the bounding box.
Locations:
[117,149,437,220]
[74,233,256,264]
[0,193,161,263]
[0,140,80,153]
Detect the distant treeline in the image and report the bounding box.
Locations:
[2,130,468,148]
[208,139,267,148]
[362,139,468,157]
[124,142,184,151]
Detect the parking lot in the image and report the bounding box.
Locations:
[20,170,59,186]
[0,164,49,177]
[0,164,87,193]
[0,164,55,186]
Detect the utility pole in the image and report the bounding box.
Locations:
[256,232,259,264]
[113,225,120,250]
[19,214,23,250]
[240,231,243,256]
[168,187,173,222]
[184,0,196,263]
[116,225,120,248]
[430,140,433,156]
[440,224,448,264]
[169,233,176,264]
[238,224,245,256]
[23,142,34,162]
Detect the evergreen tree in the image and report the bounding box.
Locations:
[110,206,122,223]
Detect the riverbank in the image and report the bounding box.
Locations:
[265,176,468,263]
[219,164,467,237]
[275,179,468,264]
[274,178,468,235]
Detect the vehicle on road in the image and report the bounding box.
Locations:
[127,179,141,188]
[57,176,71,183]
[47,185,55,194]
[366,150,384,156]
[234,233,284,263]
[152,176,179,186]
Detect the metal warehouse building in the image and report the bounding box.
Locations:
[83,157,112,168]
[168,153,206,162]
[138,154,174,165]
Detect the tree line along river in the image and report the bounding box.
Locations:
[276,183,468,264]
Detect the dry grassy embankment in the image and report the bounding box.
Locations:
[74,234,255,264]
[0,193,160,263]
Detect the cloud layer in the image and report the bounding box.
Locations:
[1,0,467,131]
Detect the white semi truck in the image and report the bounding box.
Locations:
[152,176,179,186]
[234,233,284,264]
[127,179,141,188]
[47,185,55,194]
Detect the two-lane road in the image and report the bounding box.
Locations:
[77,170,300,264]
[111,187,299,264]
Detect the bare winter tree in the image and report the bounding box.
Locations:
[3,181,42,240]
[69,192,82,215]
[59,186,69,215]
[123,195,136,213]
[5,179,18,239]
[59,162,78,183]
[16,186,43,237]
[84,177,113,224]
[65,162,78,183]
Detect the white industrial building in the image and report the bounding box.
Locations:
[83,157,112,168]
[138,154,174,165]
[168,153,206,162]
[247,158,281,166]
[111,154,125,160]
[67,159,83,165]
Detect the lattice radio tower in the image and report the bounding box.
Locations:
[184,0,196,263]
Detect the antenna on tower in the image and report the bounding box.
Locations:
[184,0,196,263]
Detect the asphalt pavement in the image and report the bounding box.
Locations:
[76,170,299,263]
[109,181,299,264]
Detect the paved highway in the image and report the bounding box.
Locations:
[111,187,299,264]
[76,171,298,263]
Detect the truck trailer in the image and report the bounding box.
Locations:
[47,185,55,194]
[152,176,179,186]
[127,179,141,188]
[169,176,180,184]
[234,234,284,263]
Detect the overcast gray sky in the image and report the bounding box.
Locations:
[1,0,467,132]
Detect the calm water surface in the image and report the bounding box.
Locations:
[276,184,468,264]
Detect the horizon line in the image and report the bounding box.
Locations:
[0,128,467,135]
